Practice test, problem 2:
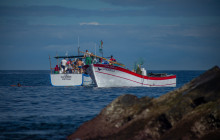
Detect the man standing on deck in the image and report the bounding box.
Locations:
[77,58,83,74]
[61,58,67,73]
[84,50,92,65]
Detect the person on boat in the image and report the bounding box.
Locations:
[67,63,73,73]
[109,55,116,65]
[17,83,21,87]
[84,50,92,65]
[99,58,102,64]
[90,53,97,64]
[136,64,142,75]
[77,58,83,74]
[110,55,116,62]
[93,57,97,64]
[103,60,109,64]
[90,53,94,62]
[54,65,59,74]
[67,59,72,65]
[71,59,75,73]
[73,58,78,73]
[66,59,73,73]
[61,58,67,73]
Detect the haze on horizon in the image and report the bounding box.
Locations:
[0,0,219,70]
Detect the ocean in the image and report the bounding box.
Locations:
[0,70,204,139]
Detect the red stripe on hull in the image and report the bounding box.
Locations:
[96,71,143,85]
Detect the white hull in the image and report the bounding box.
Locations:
[87,64,176,87]
[50,73,93,86]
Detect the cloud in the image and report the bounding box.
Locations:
[79,22,100,26]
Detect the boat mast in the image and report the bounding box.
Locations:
[78,36,80,55]
[95,43,96,56]
[95,43,97,61]
[49,55,52,74]
[101,40,103,58]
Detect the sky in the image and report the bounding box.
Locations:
[0,0,219,70]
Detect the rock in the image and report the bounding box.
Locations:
[68,66,220,140]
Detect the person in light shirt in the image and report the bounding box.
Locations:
[61,58,67,73]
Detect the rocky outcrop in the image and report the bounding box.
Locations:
[68,66,220,140]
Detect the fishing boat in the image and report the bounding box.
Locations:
[81,51,176,88]
[49,55,93,86]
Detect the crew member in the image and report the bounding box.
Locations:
[77,58,83,74]
[17,83,21,87]
[54,65,59,74]
[110,55,116,62]
[61,58,67,73]
[110,55,116,64]
[84,50,92,65]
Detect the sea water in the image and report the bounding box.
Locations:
[0,70,204,139]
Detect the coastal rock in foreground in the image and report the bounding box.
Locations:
[68,66,220,140]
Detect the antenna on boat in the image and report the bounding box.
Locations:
[95,43,96,56]
[99,40,103,57]
[65,51,68,57]
[78,36,80,55]
[94,43,97,61]
[49,55,52,74]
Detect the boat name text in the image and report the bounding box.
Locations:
[61,75,72,80]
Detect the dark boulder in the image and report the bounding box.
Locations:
[68,66,220,140]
